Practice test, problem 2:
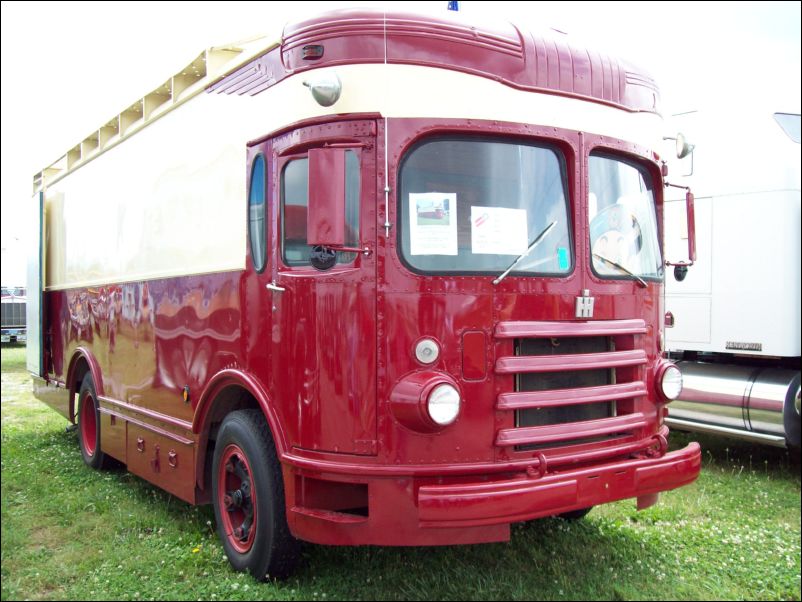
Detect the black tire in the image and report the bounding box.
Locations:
[558,507,593,520]
[77,375,112,470]
[212,409,300,580]
[783,373,801,450]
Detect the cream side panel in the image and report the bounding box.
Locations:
[45,93,256,290]
[45,64,660,289]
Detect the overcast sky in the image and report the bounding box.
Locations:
[1,0,799,284]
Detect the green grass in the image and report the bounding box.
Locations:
[2,343,800,600]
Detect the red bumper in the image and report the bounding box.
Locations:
[418,442,701,528]
[285,442,701,546]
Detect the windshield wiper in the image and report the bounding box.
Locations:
[592,253,647,288]
[493,221,556,285]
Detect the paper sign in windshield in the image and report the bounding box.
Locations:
[409,193,458,255]
[471,206,528,255]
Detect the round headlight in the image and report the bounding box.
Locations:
[415,338,440,365]
[660,364,683,401]
[427,383,461,426]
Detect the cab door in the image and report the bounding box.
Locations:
[268,120,377,455]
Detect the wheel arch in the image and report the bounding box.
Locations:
[193,370,287,500]
[66,347,104,424]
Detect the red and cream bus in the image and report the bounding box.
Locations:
[28,8,701,579]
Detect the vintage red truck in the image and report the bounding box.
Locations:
[28,8,701,579]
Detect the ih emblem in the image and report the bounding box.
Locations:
[575,289,595,318]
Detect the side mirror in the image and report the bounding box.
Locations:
[307,148,346,246]
[685,189,696,263]
[666,187,697,271]
[675,133,695,159]
[663,132,695,176]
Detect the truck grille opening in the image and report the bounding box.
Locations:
[515,337,616,451]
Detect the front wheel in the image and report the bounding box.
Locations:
[212,410,299,580]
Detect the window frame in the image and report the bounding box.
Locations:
[396,134,574,278]
[587,150,664,283]
[279,150,362,268]
[247,153,267,273]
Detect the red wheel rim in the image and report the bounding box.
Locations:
[218,444,258,553]
[80,392,97,457]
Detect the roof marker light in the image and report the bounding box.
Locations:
[302,45,324,60]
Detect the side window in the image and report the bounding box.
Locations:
[588,153,662,280]
[281,150,360,266]
[281,158,309,265]
[248,155,267,272]
[342,150,360,261]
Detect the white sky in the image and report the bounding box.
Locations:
[1,0,800,284]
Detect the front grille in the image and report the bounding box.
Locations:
[515,336,614,450]
[1,301,26,328]
[494,320,648,452]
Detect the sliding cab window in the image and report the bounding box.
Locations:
[248,154,267,272]
[399,138,572,276]
[281,151,360,266]
[588,153,663,281]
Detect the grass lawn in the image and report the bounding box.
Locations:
[2,344,800,600]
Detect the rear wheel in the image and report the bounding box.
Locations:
[77,375,112,469]
[212,410,299,580]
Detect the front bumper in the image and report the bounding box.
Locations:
[285,442,701,546]
[1,329,26,343]
[418,442,701,528]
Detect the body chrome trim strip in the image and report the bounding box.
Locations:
[99,408,195,446]
[98,395,193,432]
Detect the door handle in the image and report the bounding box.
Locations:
[266,282,285,293]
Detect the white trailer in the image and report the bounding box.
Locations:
[663,104,801,448]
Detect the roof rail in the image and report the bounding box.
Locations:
[33,37,278,194]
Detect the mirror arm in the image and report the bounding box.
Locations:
[314,244,372,256]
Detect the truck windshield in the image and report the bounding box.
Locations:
[399,138,572,275]
[588,153,663,281]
